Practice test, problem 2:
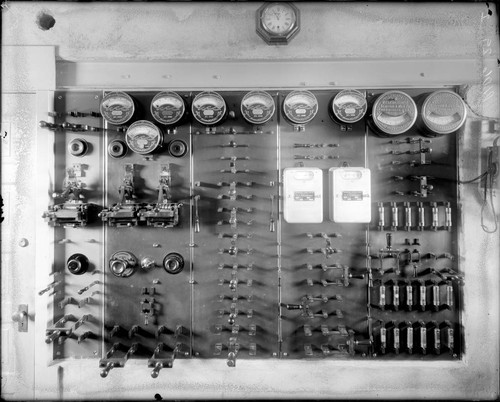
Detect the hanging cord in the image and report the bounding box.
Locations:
[480,137,499,233]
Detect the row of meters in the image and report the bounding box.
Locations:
[99,90,467,154]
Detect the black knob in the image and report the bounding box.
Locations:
[68,138,88,157]
[163,253,184,274]
[108,140,127,159]
[67,253,89,275]
[167,139,188,158]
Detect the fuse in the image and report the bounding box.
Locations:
[418,321,427,354]
[417,202,425,230]
[443,321,455,355]
[393,325,400,354]
[392,281,400,311]
[418,280,426,311]
[303,324,313,337]
[378,202,385,230]
[379,283,386,310]
[444,202,452,231]
[391,202,399,230]
[431,321,441,354]
[445,281,454,309]
[432,280,440,312]
[380,326,387,354]
[431,202,439,230]
[405,281,413,310]
[404,202,412,231]
[405,322,414,354]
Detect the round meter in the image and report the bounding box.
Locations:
[330,89,367,124]
[283,90,318,125]
[100,91,135,125]
[192,91,227,126]
[125,120,163,155]
[150,91,186,126]
[370,91,417,136]
[419,90,467,136]
[241,91,275,125]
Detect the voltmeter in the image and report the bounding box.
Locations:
[283,90,318,128]
[329,89,367,124]
[283,167,323,223]
[418,90,467,136]
[370,91,417,136]
[329,167,371,223]
[241,91,275,125]
[100,91,135,125]
[150,91,186,126]
[192,91,227,126]
[125,120,163,155]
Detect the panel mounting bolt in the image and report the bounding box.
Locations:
[19,238,29,247]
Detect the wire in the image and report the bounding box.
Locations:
[480,145,498,233]
[458,171,489,184]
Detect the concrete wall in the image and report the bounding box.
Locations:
[1,1,499,400]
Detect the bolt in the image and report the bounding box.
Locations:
[283,352,288,357]
[184,352,189,357]
[57,96,62,100]
[18,238,29,247]
[94,95,99,99]
[272,352,277,357]
[195,352,200,356]
[152,279,160,284]
[153,243,160,248]
[93,351,98,356]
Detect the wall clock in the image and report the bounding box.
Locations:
[256,2,300,45]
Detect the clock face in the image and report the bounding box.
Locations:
[261,3,296,35]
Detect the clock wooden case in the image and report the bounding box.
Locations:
[256,2,300,46]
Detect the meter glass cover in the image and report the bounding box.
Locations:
[151,91,185,125]
[241,91,275,125]
[332,89,367,123]
[372,91,417,135]
[192,91,227,125]
[125,120,162,155]
[283,90,318,124]
[421,90,467,134]
[100,91,135,125]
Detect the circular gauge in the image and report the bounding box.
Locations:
[371,91,417,136]
[150,91,186,126]
[420,90,467,136]
[241,91,275,125]
[125,120,163,155]
[192,91,227,126]
[283,90,318,125]
[330,89,367,124]
[100,92,135,125]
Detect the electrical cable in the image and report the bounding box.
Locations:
[480,139,499,233]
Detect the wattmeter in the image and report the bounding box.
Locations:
[370,91,417,136]
[283,167,323,223]
[100,91,135,125]
[329,167,371,223]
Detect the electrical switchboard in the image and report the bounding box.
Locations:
[38,88,464,378]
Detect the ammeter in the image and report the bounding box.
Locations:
[192,91,227,126]
[125,120,163,155]
[370,91,417,136]
[241,91,275,125]
[100,91,135,125]
[330,89,367,124]
[283,90,318,127]
[150,91,186,126]
[329,167,371,223]
[418,90,467,136]
[283,167,323,223]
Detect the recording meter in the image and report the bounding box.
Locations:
[329,167,371,223]
[418,90,467,136]
[370,91,417,136]
[283,167,323,223]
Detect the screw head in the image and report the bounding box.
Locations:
[18,238,29,247]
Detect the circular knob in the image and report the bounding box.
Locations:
[68,138,88,157]
[11,310,27,322]
[67,253,89,275]
[163,252,184,274]
[109,251,137,278]
[108,139,127,159]
[167,139,188,158]
[141,256,156,271]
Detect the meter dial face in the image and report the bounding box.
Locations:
[100,92,135,125]
[192,91,227,126]
[125,120,162,155]
[331,89,367,124]
[261,3,297,35]
[372,91,417,135]
[421,90,467,135]
[283,90,318,125]
[241,91,275,125]
[150,91,185,126]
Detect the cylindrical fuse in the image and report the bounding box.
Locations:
[431,202,439,230]
[379,283,386,310]
[445,202,452,231]
[404,202,412,231]
[391,202,399,230]
[406,282,413,310]
[418,202,425,230]
[445,281,454,309]
[378,202,385,230]
[393,282,400,311]
[432,281,440,311]
[419,280,426,311]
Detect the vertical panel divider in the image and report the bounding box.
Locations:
[276,92,283,358]
[101,101,108,360]
[189,115,195,357]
